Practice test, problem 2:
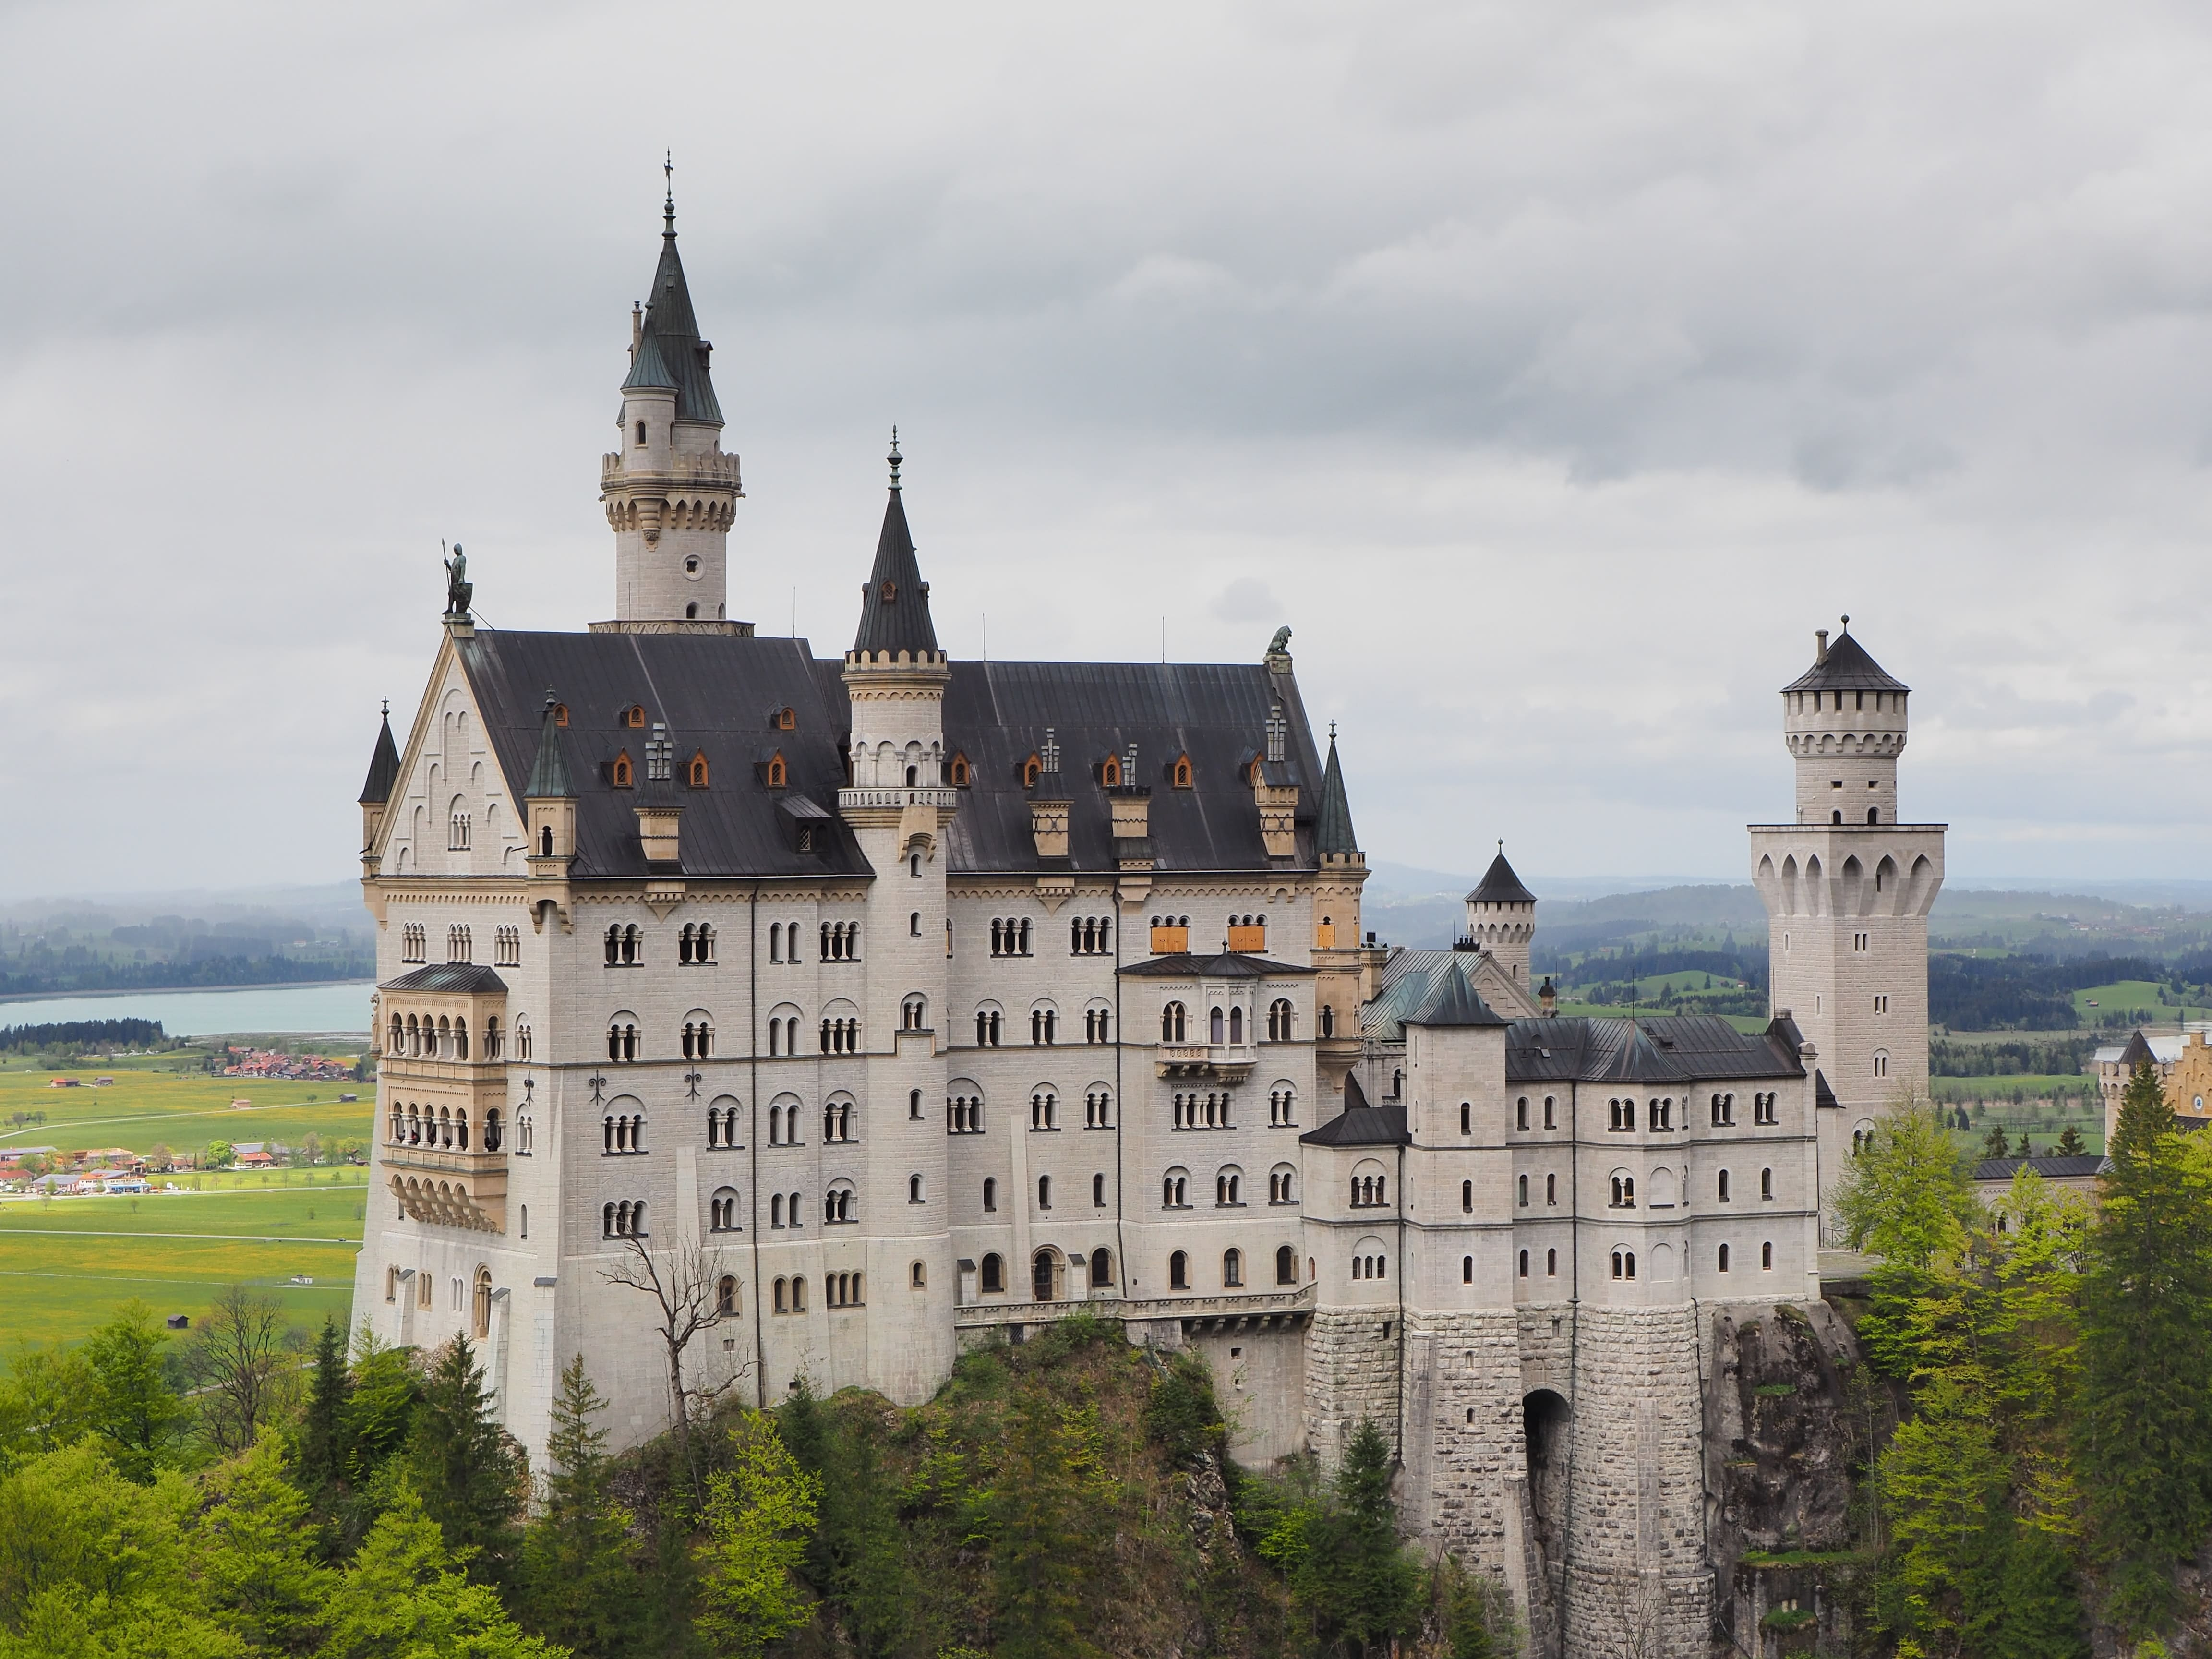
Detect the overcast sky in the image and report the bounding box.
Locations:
[2,0,2208,898]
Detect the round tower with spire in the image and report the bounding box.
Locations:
[1782,616,1908,826]
[1463,844,1536,986]
[600,165,746,630]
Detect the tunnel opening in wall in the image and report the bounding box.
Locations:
[1523,1387,1571,1648]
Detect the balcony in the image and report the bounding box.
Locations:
[837,786,961,812]
[383,1142,507,1234]
[955,1284,1313,1334]
[1156,1043,1258,1082]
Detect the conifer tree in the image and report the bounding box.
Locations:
[297,1316,351,1508]
[778,1382,915,1659]
[1984,1123,2011,1160]
[409,1336,529,1589]
[2057,1122,2085,1157]
[2075,1057,2212,1635]
[520,1354,646,1656]
[695,1410,820,1659]
[192,1435,335,1653]
[988,1389,1108,1659]
[1299,1420,1422,1659]
[341,1323,419,1483]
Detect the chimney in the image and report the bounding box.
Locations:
[1815,628,1829,665]
[1111,788,1153,870]
[1029,798,1070,860]
[636,803,682,868]
[631,301,643,362]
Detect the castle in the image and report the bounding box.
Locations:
[351,194,1943,1654]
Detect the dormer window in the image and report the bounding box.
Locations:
[1172,754,1193,789]
[688,751,710,788]
[764,753,787,788]
[553,703,569,727]
[1245,758,1265,787]
[625,705,646,729]
[612,752,633,787]
[774,707,796,731]
[1022,754,1041,789]
[950,752,971,787]
[1099,754,1122,787]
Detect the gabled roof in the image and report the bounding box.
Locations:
[525,690,572,798]
[1314,733,1358,856]
[1500,1015,1804,1086]
[851,448,938,658]
[1467,850,1536,906]
[621,205,722,425]
[1782,627,1908,695]
[380,964,510,994]
[1972,1154,2109,1182]
[1119,952,1316,979]
[1407,973,1508,1028]
[1300,1072,1409,1147]
[358,708,401,805]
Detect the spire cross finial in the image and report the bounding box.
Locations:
[1328,720,1337,740]
[381,697,389,719]
[888,425,902,490]
[663,151,675,231]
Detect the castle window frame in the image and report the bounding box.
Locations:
[947,1088,984,1134]
[1544,1095,1556,1129]
[1512,1098,1525,1132]
[625,704,646,729]
[688,751,710,788]
[1084,1088,1112,1129]
[605,1018,639,1063]
[553,702,569,726]
[709,1187,740,1232]
[824,1182,856,1225]
[1516,1174,1527,1208]
[1277,1244,1298,1286]
[1172,753,1193,789]
[980,1253,1004,1293]
[1753,1092,1777,1126]
[1872,1050,1889,1079]
[1270,1164,1297,1205]
[1610,1249,1635,1281]
[611,752,633,787]
[1761,1241,1774,1270]
[1169,1250,1190,1290]
[1546,1172,1557,1205]
[1710,1092,1735,1127]
[1092,1172,1106,1206]
[1162,1168,1190,1209]
[983,1177,998,1212]
[950,751,971,786]
[1222,1248,1242,1288]
[1718,1243,1731,1273]
[1215,1166,1242,1207]
[1162,1001,1188,1043]
[1608,1097,1636,1132]
[1761,1166,1774,1200]
[1610,1173,1635,1209]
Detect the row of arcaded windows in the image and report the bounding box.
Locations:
[386,1100,502,1153]
[386,1011,507,1062]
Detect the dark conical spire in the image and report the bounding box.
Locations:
[1315,724,1358,856]
[621,178,722,425]
[358,701,401,805]
[1408,970,1507,1028]
[526,689,573,798]
[851,430,939,658]
[1467,846,1537,905]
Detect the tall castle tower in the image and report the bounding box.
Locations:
[1750,620,1945,1212]
[834,434,958,1400]
[600,179,745,629]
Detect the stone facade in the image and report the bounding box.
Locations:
[350,203,1936,1659]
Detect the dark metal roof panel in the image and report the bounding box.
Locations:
[382,963,510,994]
[1781,630,1909,695]
[1466,850,1536,905]
[1973,1154,2109,1181]
[1500,1016,1804,1085]
[1119,952,1317,979]
[932,659,1326,875]
[459,630,872,880]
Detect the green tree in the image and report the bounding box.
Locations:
[0,1343,93,1471]
[2074,1058,2212,1635]
[82,1302,187,1482]
[987,1388,1119,1659]
[1834,1099,1979,1269]
[318,1487,564,1659]
[1984,1124,2010,1159]
[297,1317,351,1515]
[695,1411,820,1659]
[204,1140,234,1169]
[340,1324,418,1484]
[2056,1123,2085,1157]
[2017,1130,2035,1157]
[1290,1421,1422,1659]
[409,1337,528,1588]
[519,1356,645,1656]
[191,1437,333,1654]
[777,1381,916,1659]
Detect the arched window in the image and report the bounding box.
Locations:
[1611,1250,1635,1281]
[789,1276,806,1311]
[1169,1250,1189,1290]
[1162,1002,1187,1043]
[1761,1167,1773,1200]
[709,1187,739,1231]
[1267,999,1293,1041]
[980,1254,1004,1293]
[1229,1006,1243,1044]
[483,1108,502,1152]
[911,1261,927,1288]
[1033,1250,1059,1301]
[1547,1248,1557,1276]
[1320,1005,1335,1038]
[1718,1169,1731,1203]
[1223,1249,1243,1288]
[909,1173,924,1203]
[824,1182,855,1224]
[471,1268,492,1338]
[983,1177,998,1212]
[717,1276,738,1316]
[1611,1174,1635,1208]
[1216,1168,1241,1206]
[1091,1248,1113,1287]
[1037,1175,1052,1210]
[1162,1170,1188,1208]
[1872,1050,1890,1080]
[636,419,647,446]
[1761,1241,1774,1270]
[1718,1243,1731,1273]
[1092,1172,1106,1206]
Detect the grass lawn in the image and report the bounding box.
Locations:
[0,1064,375,1163]
[2073,980,2205,1020]
[0,1185,362,1346]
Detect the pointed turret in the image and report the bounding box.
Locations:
[358,702,401,857]
[1315,729,1358,857]
[1463,844,1536,986]
[602,173,744,628]
[525,690,572,799]
[851,433,939,659]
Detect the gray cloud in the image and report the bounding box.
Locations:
[1,0,2209,893]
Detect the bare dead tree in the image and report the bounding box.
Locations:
[598,1231,749,1480]
[186,1284,296,1452]
[1585,1566,1667,1659]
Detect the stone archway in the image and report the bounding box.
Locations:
[1523,1388,1572,1655]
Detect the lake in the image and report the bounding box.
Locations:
[0,982,375,1038]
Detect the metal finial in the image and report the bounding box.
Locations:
[663,152,675,231]
[1840,613,1850,630]
[888,425,902,490]
[1498,839,1504,854]
[381,697,389,719]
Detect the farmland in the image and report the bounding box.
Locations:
[0,1183,363,1345]
[0,1058,375,1164]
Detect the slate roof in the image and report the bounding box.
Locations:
[1119,953,1316,979]
[1500,1015,1805,1087]
[359,709,401,805]
[381,963,510,994]
[1407,973,1508,1028]
[621,206,723,426]
[451,630,1327,881]
[1467,850,1536,905]
[1314,734,1358,856]
[1300,1072,1408,1147]
[2120,1029,2159,1070]
[1365,952,1521,1043]
[851,457,938,657]
[1782,628,1909,695]
[1972,1154,2109,1181]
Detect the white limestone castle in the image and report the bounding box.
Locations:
[351,195,1942,1655]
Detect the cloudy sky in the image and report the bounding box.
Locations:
[2,0,2208,897]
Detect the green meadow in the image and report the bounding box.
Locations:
[0,1184,363,1346]
[0,1063,376,1163]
